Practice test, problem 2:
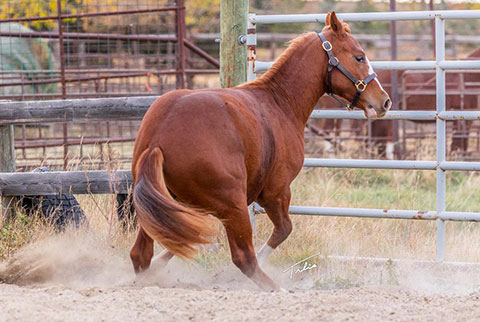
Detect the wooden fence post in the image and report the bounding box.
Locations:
[220,0,254,230]
[0,124,16,219]
[220,0,248,88]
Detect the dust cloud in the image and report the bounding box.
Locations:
[2,232,480,321]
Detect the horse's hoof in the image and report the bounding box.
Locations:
[133,263,151,275]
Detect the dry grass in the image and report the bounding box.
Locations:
[265,167,480,265]
[3,167,480,268]
[0,205,55,261]
[3,140,480,277]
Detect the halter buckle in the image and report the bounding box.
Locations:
[355,80,367,92]
[322,41,332,52]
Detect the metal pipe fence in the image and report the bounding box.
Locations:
[247,10,480,261]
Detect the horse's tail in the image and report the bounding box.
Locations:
[133,147,217,258]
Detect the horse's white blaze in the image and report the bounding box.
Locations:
[366,56,375,74]
[257,243,274,265]
[366,56,385,92]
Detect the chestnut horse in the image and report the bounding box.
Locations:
[130,12,391,291]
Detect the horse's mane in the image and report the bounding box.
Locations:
[258,32,316,82]
[253,16,351,85]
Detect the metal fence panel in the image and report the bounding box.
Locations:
[252,10,480,24]
[248,10,480,261]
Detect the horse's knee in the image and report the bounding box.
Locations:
[277,218,293,242]
[267,218,293,249]
[284,218,293,235]
[232,251,257,277]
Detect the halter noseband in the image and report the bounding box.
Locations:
[318,33,377,111]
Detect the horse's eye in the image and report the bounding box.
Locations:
[355,56,365,63]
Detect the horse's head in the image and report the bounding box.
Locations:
[320,11,391,118]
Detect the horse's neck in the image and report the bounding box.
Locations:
[256,34,326,125]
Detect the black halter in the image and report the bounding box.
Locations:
[318,33,377,111]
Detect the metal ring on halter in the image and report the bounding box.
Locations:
[355,80,367,92]
[322,41,332,51]
[329,56,339,66]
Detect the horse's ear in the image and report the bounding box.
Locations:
[329,11,345,34]
[325,12,331,26]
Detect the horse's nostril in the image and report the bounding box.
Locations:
[384,98,392,110]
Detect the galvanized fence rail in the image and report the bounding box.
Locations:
[247,10,480,261]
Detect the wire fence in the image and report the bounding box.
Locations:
[0,0,219,170]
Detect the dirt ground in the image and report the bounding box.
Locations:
[2,283,480,322]
[2,284,480,322]
[2,234,480,322]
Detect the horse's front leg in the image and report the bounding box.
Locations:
[256,188,293,266]
[223,205,281,291]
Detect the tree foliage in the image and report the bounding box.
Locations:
[0,0,81,30]
[351,0,388,35]
[185,0,220,33]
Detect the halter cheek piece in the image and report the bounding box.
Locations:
[318,33,377,111]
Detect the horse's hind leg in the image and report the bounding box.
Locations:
[130,227,154,273]
[257,189,293,265]
[130,227,174,273]
[150,250,174,270]
[223,207,281,291]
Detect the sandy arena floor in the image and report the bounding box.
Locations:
[2,234,480,322]
[2,284,480,322]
